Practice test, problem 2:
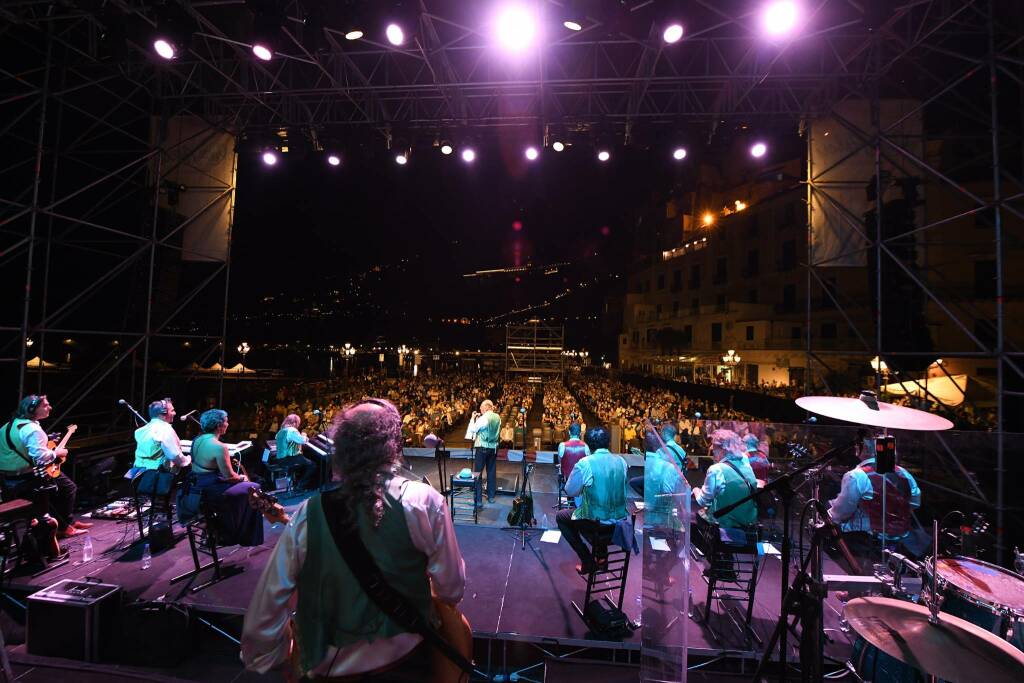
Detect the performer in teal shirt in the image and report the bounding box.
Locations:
[467,399,501,507]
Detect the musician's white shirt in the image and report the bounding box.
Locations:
[240,477,466,677]
[18,420,56,466]
[130,418,190,474]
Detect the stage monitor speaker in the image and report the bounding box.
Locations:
[27,580,121,662]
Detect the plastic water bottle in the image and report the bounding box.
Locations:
[540,513,551,530]
[141,542,152,570]
[82,533,93,563]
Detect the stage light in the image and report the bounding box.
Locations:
[702,212,715,226]
[750,142,767,158]
[461,148,476,163]
[440,143,454,155]
[762,1,800,38]
[663,23,684,44]
[524,146,539,161]
[345,30,364,41]
[153,38,177,60]
[563,20,582,31]
[597,150,610,162]
[672,147,687,161]
[552,141,565,152]
[386,23,405,46]
[495,5,536,52]
[395,153,408,165]
[262,151,278,166]
[327,154,341,167]
[252,43,273,61]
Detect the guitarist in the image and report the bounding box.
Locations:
[0,395,91,539]
[241,398,468,682]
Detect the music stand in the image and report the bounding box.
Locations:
[434,447,451,496]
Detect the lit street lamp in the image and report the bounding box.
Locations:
[343,342,356,375]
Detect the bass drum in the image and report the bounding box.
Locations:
[850,635,926,683]
[926,556,1024,649]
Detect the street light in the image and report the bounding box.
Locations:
[343,342,356,375]
[721,349,741,365]
[237,341,250,369]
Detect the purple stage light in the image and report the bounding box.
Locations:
[762,1,800,38]
[153,39,176,60]
[750,142,767,158]
[663,23,684,44]
[262,151,278,166]
[327,154,341,167]
[252,43,273,61]
[386,23,405,46]
[524,146,539,161]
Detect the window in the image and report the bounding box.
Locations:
[689,264,701,289]
[691,297,700,313]
[821,322,837,338]
[791,326,802,340]
[820,276,837,309]
[745,249,759,276]
[974,260,996,298]
[655,304,662,319]
[747,213,759,237]
[683,325,693,343]
[711,322,722,343]
[781,240,797,271]
[672,269,682,290]
[746,325,754,341]
[657,274,665,290]
[632,331,639,345]
[748,289,759,304]
[783,284,796,311]
[782,201,797,228]
[715,294,727,312]
[714,257,728,285]
[672,300,680,316]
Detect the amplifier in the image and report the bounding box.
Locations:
[27,579,121,662]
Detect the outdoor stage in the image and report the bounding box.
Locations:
[2,458,857,681]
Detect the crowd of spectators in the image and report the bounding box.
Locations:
[231,371,498,446]
[542,382,584,435]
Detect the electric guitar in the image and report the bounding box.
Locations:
[35,424,78,478]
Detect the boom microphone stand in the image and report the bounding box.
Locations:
[713,438,858,682]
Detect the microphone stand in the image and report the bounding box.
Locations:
[119,400,146,427]
[712,437,858,682]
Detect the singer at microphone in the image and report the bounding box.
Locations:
[127,397,191,479]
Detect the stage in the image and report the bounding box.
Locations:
[1,460,858,681]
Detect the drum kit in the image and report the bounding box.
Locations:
[793,391,1024,682]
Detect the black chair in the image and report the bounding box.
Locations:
[170,492,242,592]
[695,523,762,645]
[130,469,181,547]
[572,515,635,629]
[553,459,576,511]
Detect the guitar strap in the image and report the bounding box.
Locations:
[4,420,35,469]
[319,489,474,676]
[722,459,757,497]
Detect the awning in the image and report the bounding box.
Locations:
[882,374,968,407]
[25,356,56,368]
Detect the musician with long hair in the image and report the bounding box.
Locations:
[241,398,466,681]
[0,394,90,539]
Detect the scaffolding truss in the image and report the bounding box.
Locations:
[506,323,564,378]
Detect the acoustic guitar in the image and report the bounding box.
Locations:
[35,424,77,478]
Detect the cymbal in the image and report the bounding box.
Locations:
[796,395,953,431]
[844,597,1024,683]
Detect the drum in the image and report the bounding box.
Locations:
[851,636,925,683]
[926,556,1024,649]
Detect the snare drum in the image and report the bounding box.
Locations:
[926,556,1024,649]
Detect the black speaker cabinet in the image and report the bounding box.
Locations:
[27,579,121,662]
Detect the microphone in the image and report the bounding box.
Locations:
[804,416,818,424]
[179,409,198,422]
[118,399,126,405]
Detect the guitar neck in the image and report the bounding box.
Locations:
[53,426,77,453]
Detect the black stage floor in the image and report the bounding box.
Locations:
[3,462,857,680]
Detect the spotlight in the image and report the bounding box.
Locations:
[440,143,454,155]
[495,5,537,52]
[702,212,715,226]
[386,23,405,46]
[597,150,610,162]
[524,146,539,161]
[252,43,273,61]
[662,23,684,44]
[262,150,278,166]
[395,152,408,165]
[563,20,582,31]
[762,1,800,38]
[153,38,177,60]
[552,141,565,152]
[327,154,341,167]
[345,29,364,41]
[461,148,476,163]
[672,147,687,161]
[750,142,767,158]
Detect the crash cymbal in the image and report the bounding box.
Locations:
[844,597,1024,683]
[796,391,953,431]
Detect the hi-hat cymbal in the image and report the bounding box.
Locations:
[844,597,1024,683]
[796,394,953,431]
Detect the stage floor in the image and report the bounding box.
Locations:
[4,469,857,673]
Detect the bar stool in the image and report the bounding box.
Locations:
[696,523,762,644]
[572,514,636,632]
[448,471,481,524]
